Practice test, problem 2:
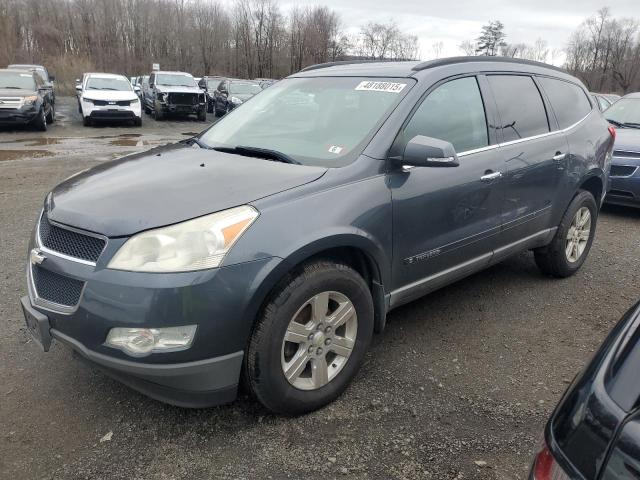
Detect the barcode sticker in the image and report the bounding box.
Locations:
[355,81,406,93]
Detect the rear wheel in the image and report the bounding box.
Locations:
[245,261,374,415]
[534,190,598,277]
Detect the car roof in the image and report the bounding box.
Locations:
[155,71,193,76]
[623,92,640,99]
[293,56,569,79]
[0,68,35,74]
[85,73,129,80]
[8,64,45,69]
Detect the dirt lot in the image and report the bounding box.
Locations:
[1,97,640,480]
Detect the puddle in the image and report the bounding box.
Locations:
[0,149,54,161]
[109,139,152,147]
[23,138,64,147]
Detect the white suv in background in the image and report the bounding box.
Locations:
[78,73,142,127]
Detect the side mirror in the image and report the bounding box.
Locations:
[49,75,55,81]
[75,84,82,92]
[401,135,459,168]
[134,85,141,93]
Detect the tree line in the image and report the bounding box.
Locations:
[0,0,417,92]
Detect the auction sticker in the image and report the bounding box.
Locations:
[355,81,406,93]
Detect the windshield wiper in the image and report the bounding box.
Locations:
[607,119,625,128]
[181,137,208,149]
[623,122,640,129]
[213,145,299,164]
[2,86,22,89]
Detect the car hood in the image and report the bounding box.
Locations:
[613,128,640,154]
[0,88,36,97]
[156,85,201,94]
[81,90,138,102]
[46,143,327,237]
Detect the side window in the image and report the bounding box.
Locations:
[403,76,489,153]
[538,77,592,129]
[488,75,549,142]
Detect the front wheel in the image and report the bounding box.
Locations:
[46,104,55,123]
[245,261,374,415]
[197,107,206,122]
[534,190,598,277]
[33,108,47,131]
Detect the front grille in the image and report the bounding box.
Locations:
[32,266,84,307]
[92,99,131,107]
[613,151,640,159]
[0,96,22,109]
[39,213,106,263]
[610,165,638,177]
[169,93,198,105]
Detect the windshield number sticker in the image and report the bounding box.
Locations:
[328,145,344,154]
[355,81,406,93]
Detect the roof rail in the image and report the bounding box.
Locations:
[299,59,402,73]
[411,56,566,74]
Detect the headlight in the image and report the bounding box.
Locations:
[157,92,166,102]
[105,325,197,357]
[23,95,38,105]
[82,97,94,104]
[230,96,243,104]
[108,205,259,272]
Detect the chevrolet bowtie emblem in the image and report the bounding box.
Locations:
[30,248,46,265]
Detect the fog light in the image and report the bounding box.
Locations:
[105,325,197,357]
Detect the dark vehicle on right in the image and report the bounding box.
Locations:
[603,92,640,208]
[0,69,55,130]
[20,58,613,414]
[212,78,262,116]
[198,75,224,113]
[530,300,640,480]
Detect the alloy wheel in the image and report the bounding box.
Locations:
[281,291,358,391]
[565,206,591,263]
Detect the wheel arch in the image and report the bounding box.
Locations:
[578,172,604,206]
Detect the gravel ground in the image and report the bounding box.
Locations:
[1,97,640,480]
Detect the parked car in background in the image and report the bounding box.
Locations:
[78,73,142,127]
[591,92,612,111]
[0,68,54,130]
[603,93,621,104]
[529,300,640,480]
[212,78,261,116]
[198,75,224,113]
[20,58,613,414]
[143,70,206,121]
[140,75,150,101]
[7,63,55,105]
[255,78,277,89]
[603,92,640,208]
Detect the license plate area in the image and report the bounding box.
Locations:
[20,296,52,351]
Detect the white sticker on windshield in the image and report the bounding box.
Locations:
[328,145,344,154]
[355,81,406,93]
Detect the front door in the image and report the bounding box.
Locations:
[388,76,505,306]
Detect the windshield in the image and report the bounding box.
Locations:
[156,74,196,87]
[86,77,132,91]
[200,77,413,167]
[229,82,262,95]
[0,71,36,90]
[606,98,640,127]
[9,65,47,81]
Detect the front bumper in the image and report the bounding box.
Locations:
[158,102,205,115]
[23,222,280,406]
[0,105,39,124]
[82,100,142,122]
[606,166,640,207]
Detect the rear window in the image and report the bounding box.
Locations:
[488,75,550,142]
[538,77,592,129]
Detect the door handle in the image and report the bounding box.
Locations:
[480,171,503,182]
[553,152,567,161]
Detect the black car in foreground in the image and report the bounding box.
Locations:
[530,300,640,479]
[21,57,613,414]
[0,69,54,130]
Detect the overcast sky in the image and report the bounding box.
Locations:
[278,0,639,64]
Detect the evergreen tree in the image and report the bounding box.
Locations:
[475,21,507,56]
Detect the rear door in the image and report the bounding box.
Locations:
[487,74,568,248]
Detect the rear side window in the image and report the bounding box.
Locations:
[488,75,549,142]
[403,76,488,153]
[538,77,592,129]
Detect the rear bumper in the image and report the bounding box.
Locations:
[52,328,243,408]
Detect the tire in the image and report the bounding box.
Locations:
[197,108,206,122]
[207,99,213,113]
[82,115,91,127]
[46,103,55,123]
[245,260,374,415]
[134,116,142,127]
[534,190,598,278]
[33,108,47,131]
[153,104,164,121]
[214,106,223,117]
[144,103,151,115]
